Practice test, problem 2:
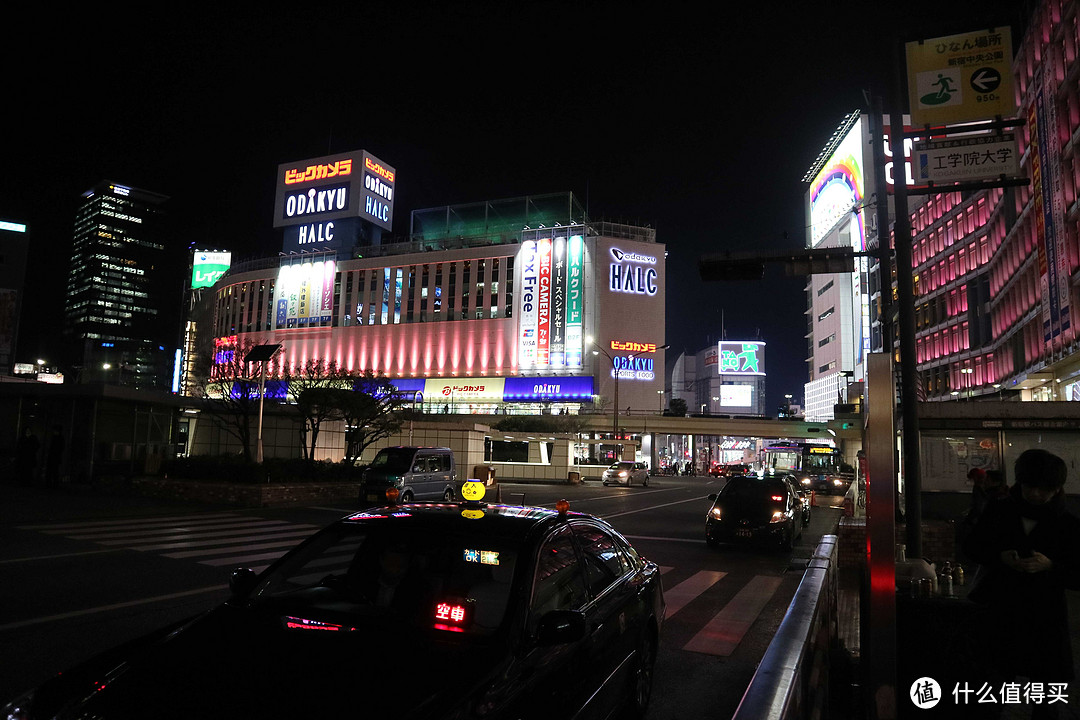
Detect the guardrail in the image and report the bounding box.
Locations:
[731,535,840,720]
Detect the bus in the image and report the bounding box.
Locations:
[761,441,848,493]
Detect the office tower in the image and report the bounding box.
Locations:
[63,181,172,388]
[0,219,30,373]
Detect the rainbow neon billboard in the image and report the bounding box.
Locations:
[809,116,865,249]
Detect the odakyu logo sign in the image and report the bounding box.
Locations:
[609,247,658,297]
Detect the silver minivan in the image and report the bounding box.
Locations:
[360,447,458,504]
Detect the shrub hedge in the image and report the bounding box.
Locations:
[162,455,367,484]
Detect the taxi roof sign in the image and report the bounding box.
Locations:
[461,479,486,503]
[906,28,1015,126]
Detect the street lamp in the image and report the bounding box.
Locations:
[244,343,283,464]
[657,389,665,413]
[960,367,974,399]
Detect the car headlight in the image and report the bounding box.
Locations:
[709,507,722,520]
[801,478,811,485]
[618,471,627,477]
[770,511,786,523]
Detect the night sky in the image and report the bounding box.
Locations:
[4,2,1029,403]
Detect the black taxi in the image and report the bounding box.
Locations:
[4,482,665,720]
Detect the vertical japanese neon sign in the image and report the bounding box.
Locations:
[565,235,584,368]
[518,241,538,368]
[550,237,566,367]
[537,238,552,366]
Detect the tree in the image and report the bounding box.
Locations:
[281,359,352,459]
[339,374,409,465]
[191,338,271,462]
[669,398,688,417]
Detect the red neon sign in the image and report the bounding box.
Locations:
[610,340,657,353]
[364,156,395,183]
[284,159,353,185]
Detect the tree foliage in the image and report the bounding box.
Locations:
[283,359,353,459]
[669,398,688,417]
[191,338,273,462]
[339,374,408,465]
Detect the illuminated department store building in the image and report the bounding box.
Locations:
[909,2,1080,402]
[192,151,666,417]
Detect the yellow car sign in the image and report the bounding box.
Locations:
[461,479,486,502]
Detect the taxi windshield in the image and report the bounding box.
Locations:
[609,462,633,470]
[252,523,518,637]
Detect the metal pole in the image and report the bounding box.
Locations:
[870,93,894,355]
[866,352,897,720]
[612,356,619,442]
[256,360,267,464]
[890,42,923,558]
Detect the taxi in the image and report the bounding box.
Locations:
[4,481,665,720]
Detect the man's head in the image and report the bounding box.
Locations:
[1014,449,1067,505]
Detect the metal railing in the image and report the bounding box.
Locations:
[731,535,840,720]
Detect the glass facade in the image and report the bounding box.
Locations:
[63,182,171,388]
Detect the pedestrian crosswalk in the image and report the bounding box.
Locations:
[19,512,787,658]
[18,512,320,574]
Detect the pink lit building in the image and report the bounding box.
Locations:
[910,0,1080,401]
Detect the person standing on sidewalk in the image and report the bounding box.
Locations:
[962,449,1080,718]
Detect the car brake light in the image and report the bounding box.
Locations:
[771,495,784,502]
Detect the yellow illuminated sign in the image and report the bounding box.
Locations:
[906,28,1015,126]
[461,480,485,502]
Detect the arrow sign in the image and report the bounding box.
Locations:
[970,67,1001,93]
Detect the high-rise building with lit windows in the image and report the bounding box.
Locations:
[63,181,172,388]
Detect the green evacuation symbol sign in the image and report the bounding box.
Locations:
[916,68,962,108]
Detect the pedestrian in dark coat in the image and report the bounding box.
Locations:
[962,449,1080,698]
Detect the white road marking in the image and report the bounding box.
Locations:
[0,548,124,564]
[603,496,710,518]
[683,575,783,656]
[624,534,703,544]
[663,570,728,618]
[0,586,228,633]
[17,513,240,531]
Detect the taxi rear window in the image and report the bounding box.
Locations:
[255,525,518,636]
[722,479,787,502]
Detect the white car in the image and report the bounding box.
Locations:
[602,461,650,487]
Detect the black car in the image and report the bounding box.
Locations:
[780,474,812,527]
[4,485,665,720]
[705,475,804,550]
